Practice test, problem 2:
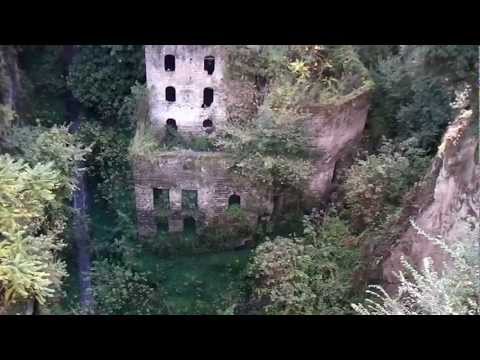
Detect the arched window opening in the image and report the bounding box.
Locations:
[164,55,175,72]
[228,194,241,208]
[202,119,214,134]
[202,119,213,128]
[166,118,177,131]
[204,56,215,75]
[202,87,214,108]
[166,86,176,102]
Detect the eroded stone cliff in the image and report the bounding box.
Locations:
[374,108,479,291]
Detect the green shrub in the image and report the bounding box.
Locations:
[342,138,429,231]
[188,137,216,152]
[247,213,360,314]
[91,259,161,315]
[225,45,372,105]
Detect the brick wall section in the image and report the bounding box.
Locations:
[133,151,273,240]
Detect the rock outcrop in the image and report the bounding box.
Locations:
[377,109,479,291]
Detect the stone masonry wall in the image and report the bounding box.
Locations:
[134,151,273,239]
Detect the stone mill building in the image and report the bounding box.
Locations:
[133,45,371,247]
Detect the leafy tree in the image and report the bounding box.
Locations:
[0,155,65,307]
[67,45,145,123]
[9,124,90,200]
[353,45,400,70]
[0,124,89,311]
[90,259,161,315]
[365,45,477,153]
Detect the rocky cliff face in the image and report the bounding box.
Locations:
[303,90,371,206]
[377,109,479,291]
[0,46,21,110]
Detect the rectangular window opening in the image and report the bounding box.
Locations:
[153,188,170,209]
[182,190,198,210]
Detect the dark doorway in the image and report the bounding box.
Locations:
[156,216,169,233]
[204,56,215,75]
[183,216,197,239]
[202,87,214,107]
[164,55,175,72]
[166,86,176,102]
[166,118,177,131]
[228,194,241,208]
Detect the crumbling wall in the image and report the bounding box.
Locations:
[133,151,273,240]
[378,110,479,290]
[303,90,371,206]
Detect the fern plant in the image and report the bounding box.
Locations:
[352,220,480,315]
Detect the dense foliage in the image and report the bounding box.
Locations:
[68,45,145,124]
[218,104,312,193]
[247,213,360,314]
[226,45,372,105]
[16,46,69,126]
[364,45,478,152]
[342,138,429,231]
[0,124,88,309]
[90,259,159,315]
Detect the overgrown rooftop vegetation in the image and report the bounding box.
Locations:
[225,45,373,107]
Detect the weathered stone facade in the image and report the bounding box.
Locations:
[135,45,370,245]
[145,45,229,139]
[136,46,273,244]
[134,151,273,239]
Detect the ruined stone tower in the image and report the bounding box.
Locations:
[134,45,371,248]
[146,46,229,138]
[134,46,272,246]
